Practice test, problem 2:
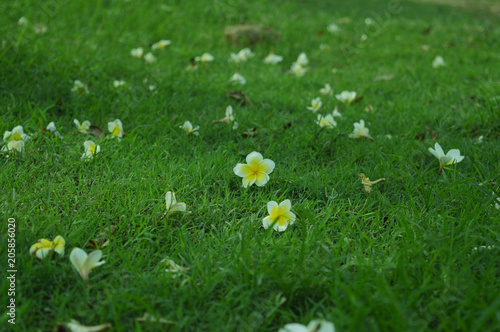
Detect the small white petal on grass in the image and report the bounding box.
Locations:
[229,72,246,85]
[74,119,91,134]
[151,40,171,50]
[432,56,446,68]
[180,121,200,136]
[144,52,157,63]
[194,52,214,63]
[263,52,283,64]
[335,91,356,105]
[306,97,322,112]
[279,319,335,332]
[64,319,111,332]
[131,47,144,58]
[72,80,89,94]
[319,83,333,96]
[108,119,124,139]
[165,191,187,216]
[349,119,373,140]
[81,141,100,160]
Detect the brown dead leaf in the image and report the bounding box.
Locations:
[353,96,364,104]
[226,90,251,106]
[89,125,104,138]
[224,24,279,45]
[424,125,437,139]
[422,26,433,35]
[242,128,257,138]
[85,226,117,249]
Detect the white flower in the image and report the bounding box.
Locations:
[263,52,283,64]
[335,91,356,105]
[165,191,187,215]
[18,17,28,27]
[332,106,342,118]
[229,48,254,63]
[72,80,89,94]
[194,53,214,63]
[262,199,296,232]
[151,40,171,50]
[296,52,308,66]
[327,23,340,33]
[47,122,63,138]
[3,125,31,142]
[319,83,333,96]
[428,142,464,171]
[180,121,199,136]
[113,80,126,88]
[108,119,124,139]
[360,34,368,41]
[365,18,375,25]
[229,72,246,85]
[290,62,307,77]
[233,152,275,188]
[307,97,322,112]
[349,119,373,140]
[279,319,335,332]
[74,119,91,134]
[131,47,144,58]
[70,248,105,281]
[2,140,25,153]
[29,236,65,259]
[144,52,157,63]
[316,114,337,129]
[81,141,100,160]
[432,56,446,68]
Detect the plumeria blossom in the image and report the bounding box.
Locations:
[70,248,105,281]
[290,62,307,77]
[144,52,157,63]
[262,199,296,232]
[428,142,464,171]
[161,258,189,276]
[108,119,124,139]
[316,114,337,129]
[319,83,333,96]
[165,191,187,216]
[432,56,446,68]
[359,173,385,193]
[2,140,25,154]
[29,235,65,259]
[327,23,341,33]
[263,52,283,64]
[335,91,357,105]
[349,119,373,140]
[81,141,100,160]
[47,122,63,138]
[113,80,126,88]
[194,52,214,63]
[214,106,238,129]
[307,97,322,112]
[332,106,342,118]
[72,80,89,95]
[296,52,309,66]
[63,319,111,332]
[229,48,254,63]
[3,125,31,143]
[180,121,200,136]
[74,119,91,134]
[229,71,246,85]
[151,39,171,50]
[279,319,335,332]
[233,151,275,188]
[131,47,144,58]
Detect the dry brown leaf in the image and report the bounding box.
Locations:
[226,90,251,106]
[89,125,104,138]
[224,24,279,45]
[242,128,257,138]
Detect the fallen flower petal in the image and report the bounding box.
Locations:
[70,248,105,281]
[30,235,65,259]
[359,173,385,193]
[234,151,275,188]
[262,199,296,232]
[349,119,373,140]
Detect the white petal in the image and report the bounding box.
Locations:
[246,151,263,165]
[70,248,88,271]
[267,201,278,215]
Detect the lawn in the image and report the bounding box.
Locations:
[1,0,500,331]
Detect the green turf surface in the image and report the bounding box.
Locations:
[1,0,499,331]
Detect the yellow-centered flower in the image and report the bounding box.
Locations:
[262,199,296,232]
[233,152,275,188]
[30,235,65,259]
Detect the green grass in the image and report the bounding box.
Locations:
[1,0,500,331]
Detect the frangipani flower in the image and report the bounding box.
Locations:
[327,23,341,33]
[3,125,31,142]
[81,141,100,160]
[335,91,356,105]
[47,122,63,138]
[332,106,342,118]
[432,56,445,68]
[144,52,157,63]
[262,199,296,232]
[113,80,126,88]
[161,258,189,276]
[108,119,124,139]
[165,191,187,216]
[63,319,111,332]
[316,114,337,129]
[2,140,25,153]
[290,62,307,77]
[428,142,464,171]
[359,173,385,193]
[296,52,308,66]
[263,52,283,64]
[151,40,171,50]
[29,235,65,259]
[307,97,322,112]
[131,47,144,58]
[180,121,199,136]
[279,319,335,332]
[194,52,214,63]
[229,72,246,85]
[349,119,373,140]
[319,83,333,96]
[214,106,238,129]
[229,48,254,63]
[74,119,91,133]
[72,80,89,95]
[233,151,275,188]
[70,248,105,281]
